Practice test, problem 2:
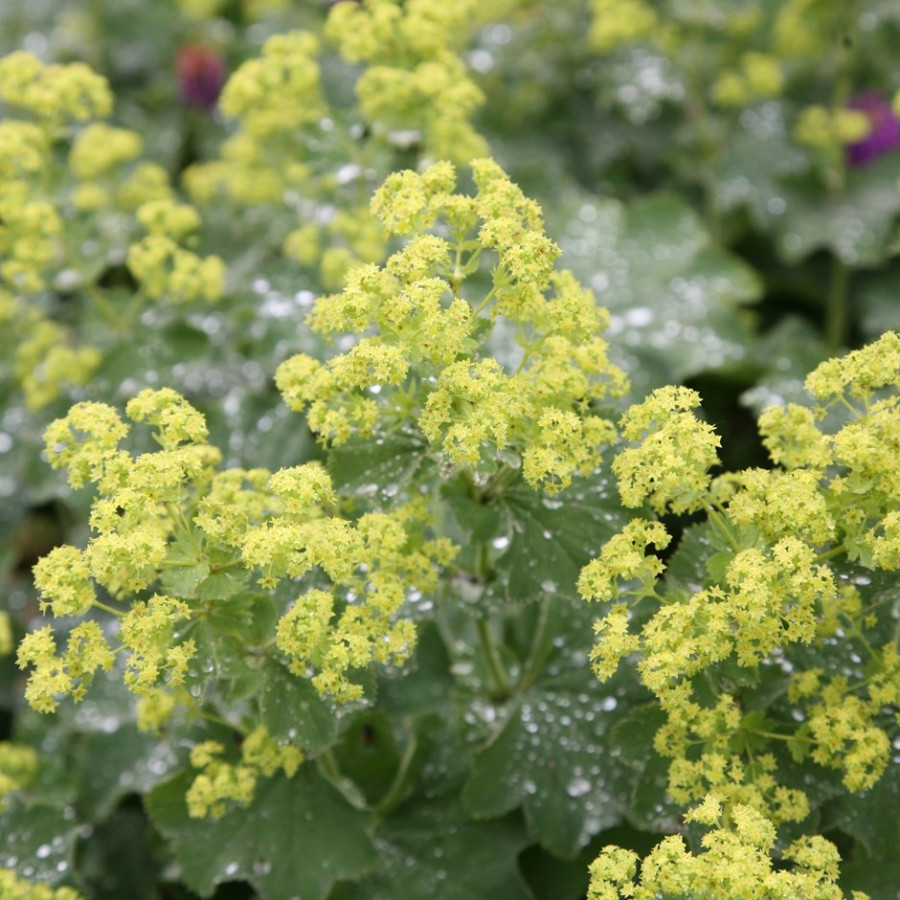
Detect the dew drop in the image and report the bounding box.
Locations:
[566,777,592,798]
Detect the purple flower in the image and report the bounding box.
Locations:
[176,45,226,112]
[846,92,900,167]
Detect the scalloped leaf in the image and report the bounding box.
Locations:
[443,467,630,613]
[260,659,338,754]
[551,188,762,392]
[463,598,647,857]
[0,797,80,887]
[335,796,531,900]
[145,767,378,900]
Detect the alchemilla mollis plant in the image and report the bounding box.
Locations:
[1,1,898,898]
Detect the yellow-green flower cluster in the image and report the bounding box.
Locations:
[588,799,868,900]
[27,388,454,717]
[0,49,196,409]
[16,623,115,712]
[0,742,38,808]
[711,52,784,108]
[19,391,219,712]
[127,232,225,305]
[12,319,101,410]
[325,0,488,162]
[577,518,670,604]
[762,332,900,565]
[32,545,97,618]
[616,534,838,698]
[580,334,900,825]
[68,122,142,181]
[0,611,12,655]
[789,656,899,792]
[713,468,834,544]
[186,725,303,819]
[773,0,836,58]
[794,105,870,150]
[185,31,324,209]
[120,595,196,694]
[0,869,82,900]
[0,51,112,124]
[258,496,455,701]
[612,386,721,514]
[659,708,810,823]
[805,330,900,403]
[219,31,325,138]
[0,120,49,179]
[196,457,454,703]
[589,0,658,52]
[278,159,627,492]
[0,193,62,292]
[135,198,202,241]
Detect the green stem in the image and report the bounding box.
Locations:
[519,595,552,691]
[472,286,497,317]
[85,283,125,332]
[704,505,741,553]
[375,724,419,821]
[92,600,124,618]
[750,729,812,744]
[317,748,342,782]
[813,544,847,564]
[477,617,511,701]
[118,288,147,334]
[825,253,849,352]
[194,709,242,734]
[822,11,858,348]
[316,749,367,809]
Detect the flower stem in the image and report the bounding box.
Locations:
[825,253,849,352]
[375,723,419,821]
[477,617,511,701]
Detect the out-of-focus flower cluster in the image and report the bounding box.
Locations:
[0,52,224,409]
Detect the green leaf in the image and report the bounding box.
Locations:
[839,854,900,900]
[145,767,378,900]
[551,188,762,391]
[74,723,182,821]
[377,623,455,718]
[377,623,476,799]
[260,660,338,753]
[198,570,248,603]
[711,101,808,233]
[184,619,269,705]
[78,803,161,900]
[463,598,646,857]
[159,561,210,599]
[663,521,717,593]
[328,428,431,502]
[820,757,900,860]
[489,467,630,610]
[774,153,900,266]
[440,476,504,545]
[739,316,829,416]
[0,796,80,886]
[607,703,681,831]
[332,710,403,806]
[858,274,900,341]
[337,796,531,900]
